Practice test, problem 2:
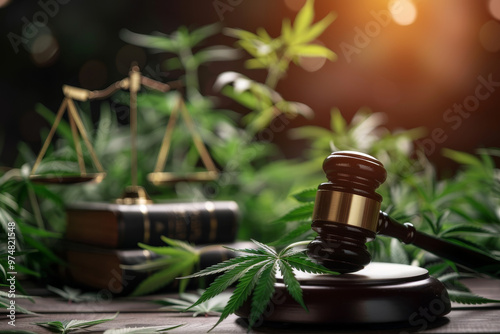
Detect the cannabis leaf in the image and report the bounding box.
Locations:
[47,285,98,303]
[122,237,199,296]
[103,324,183,334]
[154,289,231,317]
[180,239,337,331]
[0,290,37,315]
[447,290,500,305]
[35,312,118,334]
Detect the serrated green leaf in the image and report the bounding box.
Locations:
[211,262,267,331]
[447,290,500,304]
[157,290,230,316]
[278,260,307,311]
[180,255,264,279]
[251,239,277,256]
[292,188,317,203]
[285,253,338,275]
[222,246,267,256]
[35,312,118,334]
[186,256,268,310]
[273,203,314,224]
[249,262,276,327]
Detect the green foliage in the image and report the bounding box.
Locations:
[120,23,239,102]
[446,290,500,305]
[180,239,336,331]
[271,107,500,305]
[155,289,230,317]
[123,237,199,296]
[215,72,313,133]
[281,108,500,271]
[103,325,183,334]
[0,289,37,315]
[0,158,63,307]
[35,312,119,334]
[47,285,99,303]
[217,0,335,132]
[225,0,335,88]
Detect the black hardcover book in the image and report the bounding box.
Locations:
[62,241,252,294]
[65,201,240,248]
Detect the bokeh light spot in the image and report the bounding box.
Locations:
[30,34,59,67]
[284,0,306,11]
[389,0,417,26]
[0,0,11,8]
[479,20,500,52]
[79,60,108,89]
[489,0,500,20]
[299,56,327,72]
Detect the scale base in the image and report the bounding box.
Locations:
[236,262,450,324]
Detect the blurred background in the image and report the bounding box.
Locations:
[1,0,499,170]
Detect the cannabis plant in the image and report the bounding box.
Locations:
[116,1,336,242]
[180,239,336,330]
[121,237,200,296]
[0,150,64,300]
[217,0,336,132]
[35,313,119,334]
[271,108,500,304]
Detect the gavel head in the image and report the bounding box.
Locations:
[307,151,387,273]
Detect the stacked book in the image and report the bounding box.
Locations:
[62,200,241,294]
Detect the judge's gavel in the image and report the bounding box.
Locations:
[307,151,500,274]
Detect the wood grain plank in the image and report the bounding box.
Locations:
[2,278,500,333]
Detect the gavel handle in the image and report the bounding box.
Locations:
[378,211,500,276]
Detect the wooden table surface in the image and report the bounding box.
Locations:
[2,278,500,333]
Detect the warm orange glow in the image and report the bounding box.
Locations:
[284,0,306,12]
[489,0,500,20]
[479,20,500,52]
[31,34,59,67]
[388,0,417,26]
[0,0,11,8]
[299,56,327,72]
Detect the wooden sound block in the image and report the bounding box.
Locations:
[236,262,451,324]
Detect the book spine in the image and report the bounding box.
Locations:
[118,201,239,248]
